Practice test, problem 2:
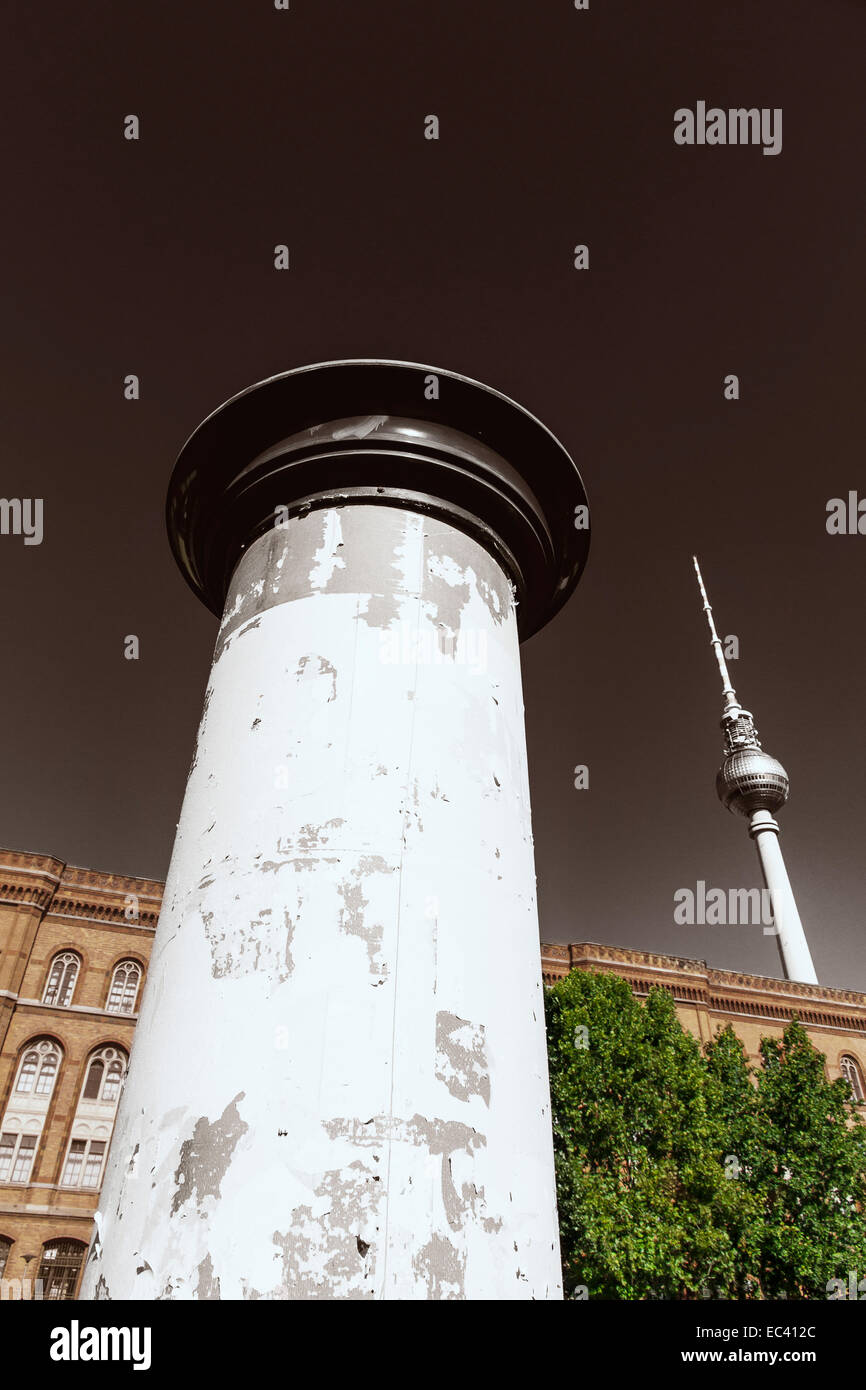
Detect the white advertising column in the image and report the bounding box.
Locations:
[82,361,590,1300]
[750,810,818,985]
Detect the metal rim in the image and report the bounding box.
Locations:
[166,360,591,640]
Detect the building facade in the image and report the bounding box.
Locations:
[0,850,161,1299]
[1,846,863,1298]
[541,941,866,1090]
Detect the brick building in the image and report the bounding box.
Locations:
[541,941,866,1088]
[1,847,864,1298]
[0,850,161,1299]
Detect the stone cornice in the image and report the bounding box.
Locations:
[13,998,141,1023]
[556,941,710,980]
[0,848,164,932]
[0,1200,95,1219]
[706,966,865,1008]
[45,899,160,932]
[0,850,66,913]
[541,940,866,1030]
[58,864,164,901]
[0,849,65,879]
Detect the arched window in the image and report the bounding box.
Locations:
[1,1039,63,1187]
[0,1236,11,1278]
[37,1239,86,1300]
[80,1047,125,1105]
[42,952,81,1008]
[106,959,141,1014]
[841,1055,865,1103]
[14,1039,60,1098]
[60,1046,127,1190]
[15,1052,38,1093]
[83,1058,103,1100]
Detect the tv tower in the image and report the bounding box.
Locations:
[693,557,818,985]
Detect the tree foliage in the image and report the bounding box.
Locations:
[546,970,866,1299]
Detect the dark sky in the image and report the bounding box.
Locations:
[2,1,865,989]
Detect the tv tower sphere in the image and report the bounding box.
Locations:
[716,745,790,817]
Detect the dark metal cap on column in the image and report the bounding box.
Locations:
[166,359,590,640]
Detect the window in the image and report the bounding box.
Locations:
[83,1141,106,1188]
[841,1055,865,1103]
[61,1139,85,1187]
[61,1138,106,1189]
[35,1053,58,1095]
[12,1135,37,1182]
[61,1046,127,1191]
[0,1236,10,1278]
[106,960,141,1014]
[0,1132,38,1184]
[83,1059,103,1100]
[42,952,81,1008]
[102,1061,123,1103]
[1,1040,63,1189]
[82,1047,126,1104]
[14,1040,60,1099]
[15,1053,37,1093]
[37,1240,86,1300]
[0,1133,14,1181]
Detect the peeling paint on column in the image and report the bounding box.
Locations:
[435,1012,491,1106]
[403,1112,484,1157]
[358,591,401,632]
[200,902,296,984]
[255,1158,384,1300]
[282,909,295,975]
[412,1232,467,1299]
[185,686,213,785]
[439,1156,502,1237]
[309,509,346,589]
[229,615,261,649]
[322,1112,481,1156]
[454,1176,503,1234]
[424,553,471,654]
[195,1253,221,1300]
[337,856,394,976]
[171,1095,248,1216]
[296,654,337,702]
[292,818,344,850]
[476,574,509,627]
[322,1111,502,1247]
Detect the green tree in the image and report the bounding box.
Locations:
[702,1024,766,1295]
[546,971,757,1299]
[547,975,866,1300]
[749,1018,866,1298]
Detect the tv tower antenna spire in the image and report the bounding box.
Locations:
[692,557,818,985]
